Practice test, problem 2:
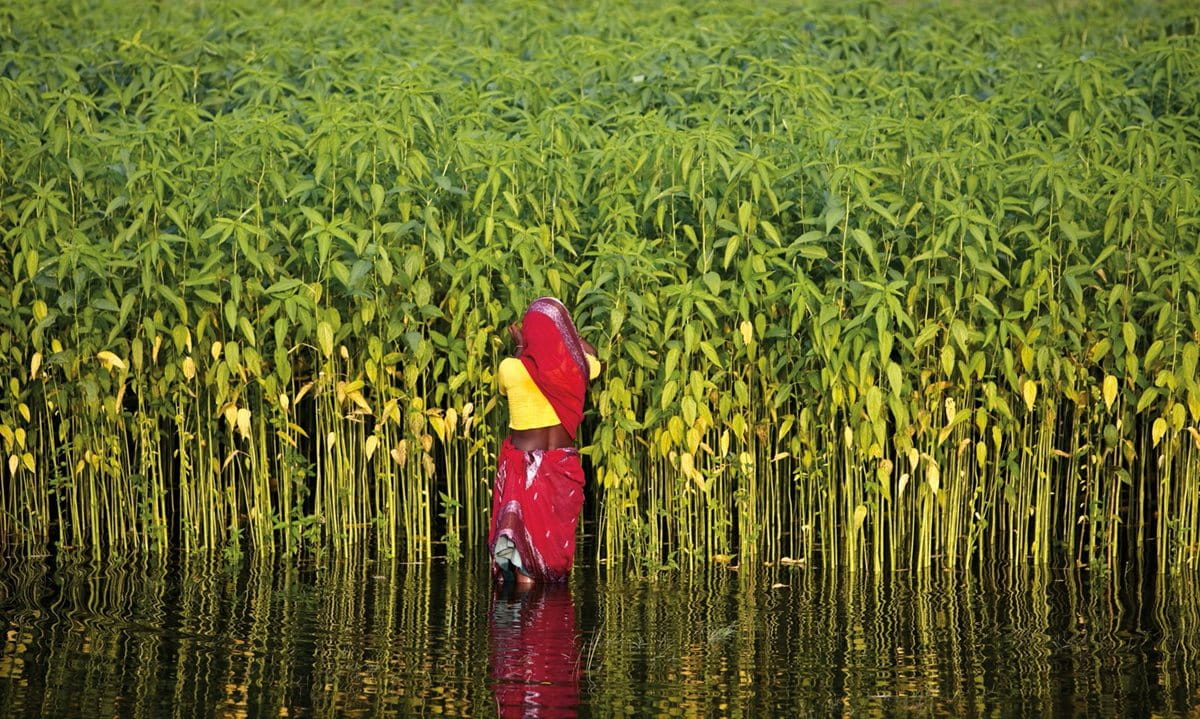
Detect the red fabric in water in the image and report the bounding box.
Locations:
[488,438,585,583]
[517,298,589,439]
[489,583,581,718]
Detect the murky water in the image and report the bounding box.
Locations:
[1,553,1198,717]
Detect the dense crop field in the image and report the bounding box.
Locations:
[1,0,1198,573]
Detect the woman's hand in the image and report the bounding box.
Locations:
[507,323,524,354]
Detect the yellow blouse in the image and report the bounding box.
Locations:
[499,354,601,430]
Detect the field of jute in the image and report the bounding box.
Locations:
[1,0,1197,573]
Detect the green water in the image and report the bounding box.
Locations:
[1,555,1197,717]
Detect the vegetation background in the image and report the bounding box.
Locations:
[1,0,1197,574]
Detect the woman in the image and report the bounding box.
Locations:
[489,297,601,584]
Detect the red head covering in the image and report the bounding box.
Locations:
[517,297,590,439]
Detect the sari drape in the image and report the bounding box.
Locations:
[517,297,589,439]
[488,438,585,582]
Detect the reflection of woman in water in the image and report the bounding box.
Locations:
[489,297,601,585]
[489,583,581,717]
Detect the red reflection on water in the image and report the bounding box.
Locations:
[489,582,581,718]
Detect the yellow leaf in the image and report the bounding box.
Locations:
[21,453,34,472]
[223,403,238,429]
[279,393,290,413]
[182,356,196,381]
[347,390,372,414]
[29,352,42,380]
[211,341,223,362]
[326,431,337,448]
[294,381,313,405]
[927,461,941,495]
[898,473,910,498]
[853,504,867,532]
[1103,375,1117,411]
[115,382,127,415]
[877,458,893,484]
[1152,417,1167,447]
[96,351,126,372]
[1022,378,1038,412]
[19,403,30,423]
[236,408,252,439]
[739,320,753,346]
[680,452,707,491]
[383,399,401,425]
[8,454,17,475]
[365,435,379,459]
[429,414,446,441]
[391,439,408,466]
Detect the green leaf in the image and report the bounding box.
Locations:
[722,234,740,270]
[238,317,257,347]
[317,321,334,358]
[887,362,903,398]
[265,278,303,296]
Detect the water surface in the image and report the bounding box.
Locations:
[1,555,1198,716]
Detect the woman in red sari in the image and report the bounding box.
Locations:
[489,297,600,584]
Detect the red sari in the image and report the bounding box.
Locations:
[489,298,591,582]
[490,439,586,582]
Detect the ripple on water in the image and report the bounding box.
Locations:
[1,557,1199,717]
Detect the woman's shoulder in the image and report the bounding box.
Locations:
[498,356,526,378]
